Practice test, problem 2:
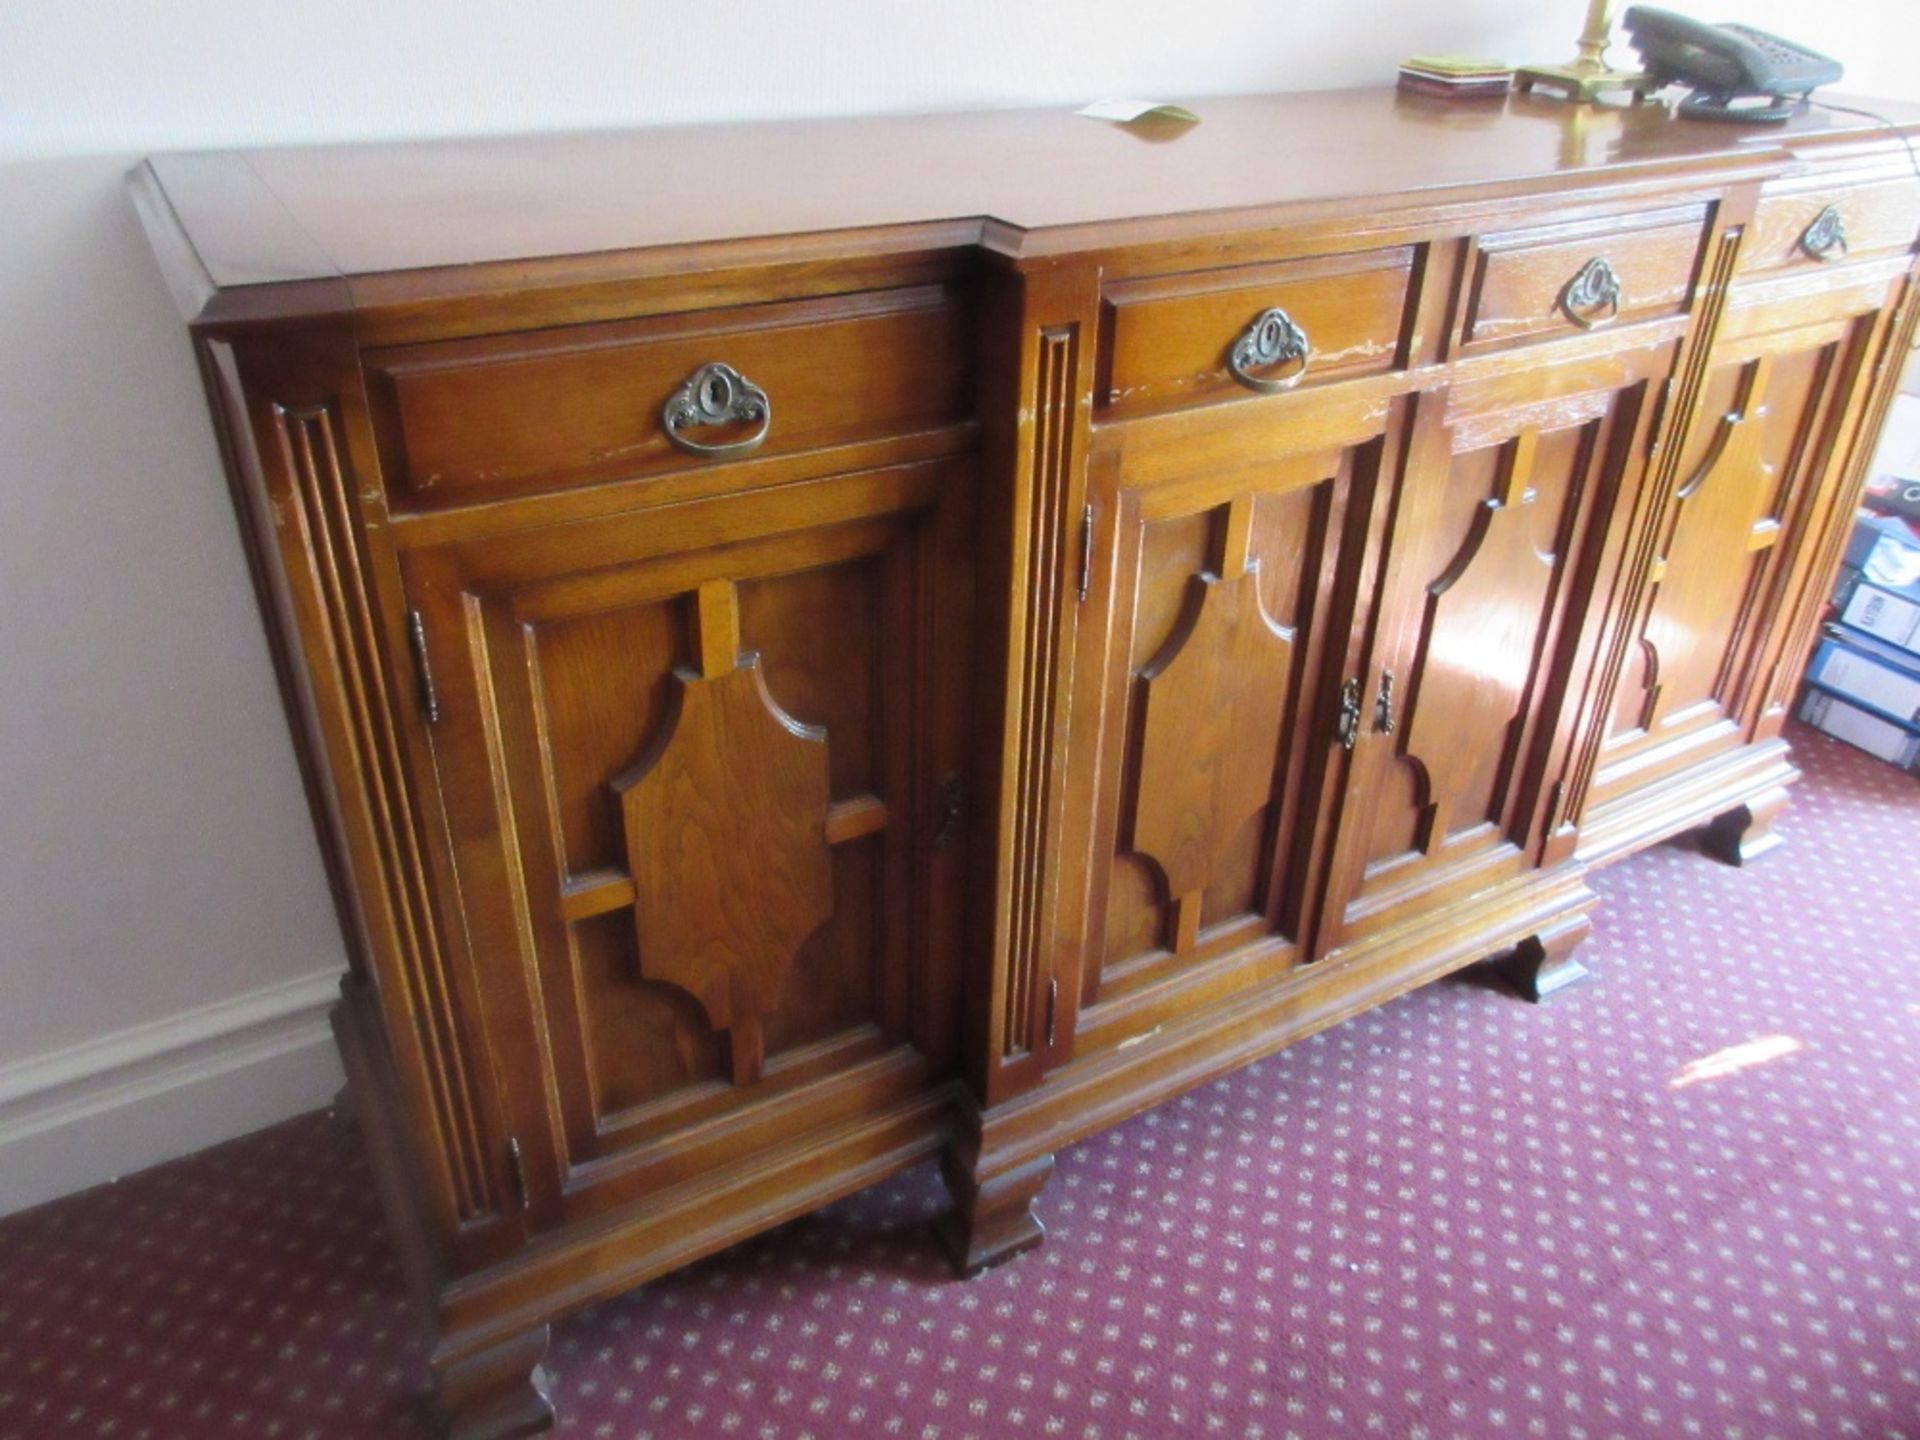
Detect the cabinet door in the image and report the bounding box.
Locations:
[1316,348,1675,954]
[1050,397,1390,1060]
[1587,279,1900,814]
[399,459,973,1231]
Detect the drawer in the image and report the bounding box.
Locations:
[1460,204,1710,351]
[1737,177,1920,277]
[366,285,970,507]
[1097,247,1415,419]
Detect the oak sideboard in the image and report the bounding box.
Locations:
[133,87,1920,1439]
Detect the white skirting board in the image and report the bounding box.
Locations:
[0,970,346,1218]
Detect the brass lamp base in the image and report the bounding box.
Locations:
[1516,0,1649,104]
[1513,62,1647,102]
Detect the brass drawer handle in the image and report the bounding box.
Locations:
[662,362,772,458]
[1559,257,1621,330]
[1799,205,1849,264]
[1228,307,1312,393]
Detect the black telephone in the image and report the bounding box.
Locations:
[1622,6,1843,122]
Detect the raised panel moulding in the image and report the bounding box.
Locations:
[1131,568,1293,948]
[614,652,835,1088]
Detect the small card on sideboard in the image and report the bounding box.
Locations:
[1077,98,1201,124]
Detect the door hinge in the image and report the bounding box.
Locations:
[1545,779,1566,835]
[406,609,441,724]
[505,1136,529,1212]
[933,772,966,849]
[1077,502,1095,602]
[1647,375,1676,459]
[1045,976,1059,1048]
[1759,655,1788,713]
[1336,676,1363,752]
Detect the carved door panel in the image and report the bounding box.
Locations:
[1316,350,1673,955]
[1051,404,1390,1061]
[1587,291,1894,811]
[399,458,973,1230]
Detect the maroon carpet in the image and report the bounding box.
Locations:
[4,722,1918,1440]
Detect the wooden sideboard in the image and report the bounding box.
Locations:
[133,88,1920,1439]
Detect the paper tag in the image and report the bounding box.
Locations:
[1078,98,1200,123]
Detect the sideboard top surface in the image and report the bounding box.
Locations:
[137,86,1920,318]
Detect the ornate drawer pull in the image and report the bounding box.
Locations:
[1799,205,1848,264]
[1559,257,1621,330]
[1228,307,1312,393]
[662,362,772,458]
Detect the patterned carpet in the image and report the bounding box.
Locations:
[3,722,1917,1440]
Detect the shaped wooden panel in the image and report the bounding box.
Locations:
[1635,364,1777,732]
[1599,342,1834,765]
[1581,287,1900,849]
[400,456,971,1241]
[614,586,834,1088]
[1131,567,1293,950]
[1317,375,1643,956]
[1396,435,1558,852]
[1059,445,1373,1053]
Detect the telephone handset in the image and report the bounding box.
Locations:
[1622,7,1843,122]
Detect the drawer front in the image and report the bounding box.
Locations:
[367,285,970,507]
[1461,205,1709,351]
[1738,177,1920,278]
[1097,247,1415,420]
